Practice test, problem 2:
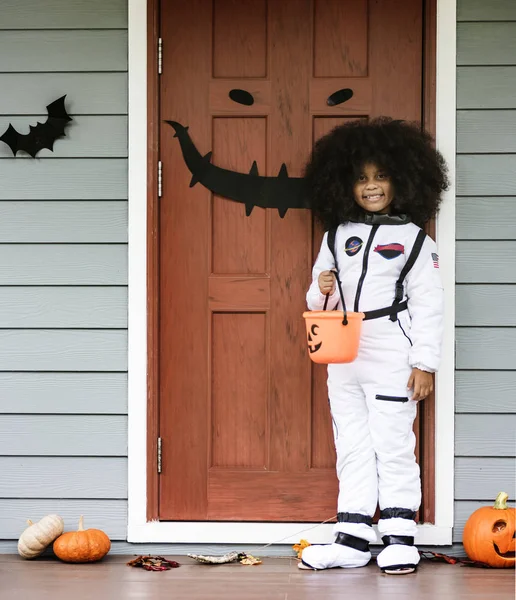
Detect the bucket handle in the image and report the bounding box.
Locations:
[322,269,348,326]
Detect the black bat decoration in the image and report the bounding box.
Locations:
[0,95,72,158]
[166,120,307,218]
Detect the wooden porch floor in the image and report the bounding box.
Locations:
[1,554,514,600]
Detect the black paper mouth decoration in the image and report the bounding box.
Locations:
[166,120,307,218]
[0,95,72,158]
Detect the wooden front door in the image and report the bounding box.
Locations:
[157,0,425,521]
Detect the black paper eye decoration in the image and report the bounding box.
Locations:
[229,89,255,106]
[166,120,307,218]
[307,324,322,354]
[0,95,72,158]
[327,88,353,107]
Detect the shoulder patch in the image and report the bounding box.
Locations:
[345,236,363,257]
[374,243,405,260]
[431,252,439,268]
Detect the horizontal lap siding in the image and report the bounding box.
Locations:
[457,112,516,153]
[0,160,128,199]
[0,245,127,284]
[0,373,127,413]
[457,68,516,109]
[0,457,127,498]
[0,31,128,72]
[0,500,127,541]
[0,202,127,241]
[456,285,516,326]
[456,241,516,283]
[0,0,128,547]
[455,372,516,413]
[457,23,516,66]
[455,415,516,456]
[457,0,516,21]
[455,0,516,542]
[0,0,127,28]
[0,74,127,114]
[456,198,516,239]
[0,287,127,328]
[0,330,127,371]
[456,155,516,196]
[0,416,127,456]
[455,458,516,500]
[453,500,515,542]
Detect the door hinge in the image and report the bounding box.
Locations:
[158,160,163,197]
[157,437,162,474]
[158,37,163,74]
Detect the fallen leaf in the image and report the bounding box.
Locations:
[126,555,180,571]
[292,539,311,559]
[239,554,262,566]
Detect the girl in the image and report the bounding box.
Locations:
[301,118,448,575]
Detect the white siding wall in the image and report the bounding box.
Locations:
[454,0,516,542]
[0,0,129,551]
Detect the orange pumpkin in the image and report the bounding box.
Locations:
[463,492,515,568]
[53,516,111,563]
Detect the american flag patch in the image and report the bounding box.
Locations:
[431,252,439,268]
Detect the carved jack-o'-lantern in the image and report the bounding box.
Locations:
[463,492,515,568]
[307,324,322,354]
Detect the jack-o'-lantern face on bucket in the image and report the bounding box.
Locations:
[463,492,516,568]
[303,311,363,364]
[307,324,322,354]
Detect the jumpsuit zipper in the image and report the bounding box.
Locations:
[375,395,409,403]
[354,225,380,312]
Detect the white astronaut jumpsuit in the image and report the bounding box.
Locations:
[302,217,444,572]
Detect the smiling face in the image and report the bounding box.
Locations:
[353,162,394,214]
[463,493,516,568]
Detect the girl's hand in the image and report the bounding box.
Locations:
[318,270,336,295]
[407,368,433,401]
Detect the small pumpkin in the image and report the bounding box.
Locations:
[18,514,64,559]
[463,491,515,568]
[53,516,111,563]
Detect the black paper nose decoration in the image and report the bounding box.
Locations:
[0,95,72,158]
[166,120,307,218]
[327,88,353,106]
[229,89,255,106]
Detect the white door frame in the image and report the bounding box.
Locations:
[127,0,456,545]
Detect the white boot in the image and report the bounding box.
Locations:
[299,541,370,570]
[376,539,420,575]
[299,523,375,570]
[377,513,420,575]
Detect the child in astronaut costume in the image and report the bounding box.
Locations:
[301,118,448,575]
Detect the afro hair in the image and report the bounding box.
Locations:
[303,117,449,230]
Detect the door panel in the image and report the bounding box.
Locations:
[212,118,267,274]
[158,0,424,521]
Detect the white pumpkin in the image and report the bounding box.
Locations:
[18,514,64,559]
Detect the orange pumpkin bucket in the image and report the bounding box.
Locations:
[303,310,364,364]
[303,267,363,364]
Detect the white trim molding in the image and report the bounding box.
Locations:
[127,0,149,540]
[433,0,456,541]
[128,522,451,547]
[127,0,456,546]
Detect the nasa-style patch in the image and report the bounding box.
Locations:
[374,243,405,260]
[345,236,363,257]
